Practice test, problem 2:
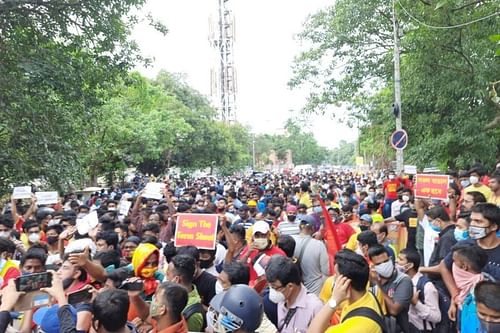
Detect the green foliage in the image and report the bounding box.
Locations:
[291,0,500,170]
[330,141,356,166]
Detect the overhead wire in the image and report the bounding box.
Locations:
[396,0,500,29]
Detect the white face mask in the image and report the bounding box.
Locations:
[253,238,268,250]
[269,287,286,304]
[215,280,224,295]
[374,260,394,279]
[388,175,395,180]
[0,231,10,239]
[402,195,410,203]
[28,233,40,243]
[469,176,479,185]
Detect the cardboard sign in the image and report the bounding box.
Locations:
[119,200,132,216]
[143,182,165,200]
[35,191,58,205]
[414,174,449,200]
[76,211,99,235]
[404,165,417,175]
[12,186,32,199]
[174,214,218,249]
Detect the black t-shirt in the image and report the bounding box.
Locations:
[395,209,418,250]
[429,225,456,267]
[193,270,217,307]
[444,239,500,280]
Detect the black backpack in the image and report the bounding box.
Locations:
[341,292,388,333]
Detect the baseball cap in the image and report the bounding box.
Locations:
[247,200,257,208]
[252,220,270,235]
[33,305,77,333]
[360,214,373,224]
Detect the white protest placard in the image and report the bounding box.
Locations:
[404,165,417,175]
[76,210,99,235]
[12,186,32,199]
[143,182,165,200]
[119,200,132,216]
[35,191,59,205]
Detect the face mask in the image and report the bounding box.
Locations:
[200,258,214,269]
[469,176,479,185]
[454,229,469,242]
[0,231,10,239]
[460,180,470,188]
[77,213,87,219]
[287,215,296,222]
[28,233,40,243]
[141,266,158,279]
[388,175,395,180]
[359,225,370,231]
[375,260,394,279]
[479,319,500,333]
[313,206,323,214]
[215,280,224,295]
[108,207,116,212]
[253,238,268,250]
[469,226,489,240]
[269,287,286,304]
[395,263,410,274]
[430,223,442,233]
[402,195,410,203]
[46,236,59,245]
[149,297,164,318]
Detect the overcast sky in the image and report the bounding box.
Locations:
[132,0,358,148]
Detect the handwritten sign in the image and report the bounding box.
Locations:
[414,174,449,200]
[119,200,132,216]
[12,186,32,199]
[174,214,218,249]
[143,182,165,200]
[35,191,58,205]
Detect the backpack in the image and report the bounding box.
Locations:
[342,307,388,333]
[415,275,453,333]
[182,302,207,331]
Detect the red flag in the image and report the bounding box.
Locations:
[319,197,341,275]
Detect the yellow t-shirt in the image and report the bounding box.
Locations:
[345,232,360,251]
[488,193,500,207]
[325,291,383,333]
[464,184,492,201]
[299,192,312,208]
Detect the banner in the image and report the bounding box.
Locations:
[404,165,417,175]
[318,198,341,275]
[414,174,449,200]
[174,214,218,249]
[35,191,58,205]
[12,186,32,199]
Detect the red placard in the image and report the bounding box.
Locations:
[174,214,218,249]
[414,174,449,200]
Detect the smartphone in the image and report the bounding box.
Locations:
[68,288,92,305]
[119,279,144,291]
[15,272,52,292]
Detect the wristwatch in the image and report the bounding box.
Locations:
[328,298,337,309]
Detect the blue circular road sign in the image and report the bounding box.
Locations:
[390,129,408,150]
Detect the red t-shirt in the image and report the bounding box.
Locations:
[383,179,401,200]
[334,222,356,246]
[240,245,286,284]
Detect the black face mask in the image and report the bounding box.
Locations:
[46,236,58,245]
[359,225,370,231]
[288,215,296,222]
[199,258,214,269]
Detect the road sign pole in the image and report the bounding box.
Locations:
[393,0,403,172]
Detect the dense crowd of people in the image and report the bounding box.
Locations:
[0,163,499,333]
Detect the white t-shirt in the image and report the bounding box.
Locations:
[420,215,440,267]
[391,200,404,217]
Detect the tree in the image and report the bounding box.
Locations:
[0,0,152,192]
[290,0,500,170]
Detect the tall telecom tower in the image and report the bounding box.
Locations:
[209,0,237,123]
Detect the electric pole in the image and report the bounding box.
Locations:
[392,0,403,172]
